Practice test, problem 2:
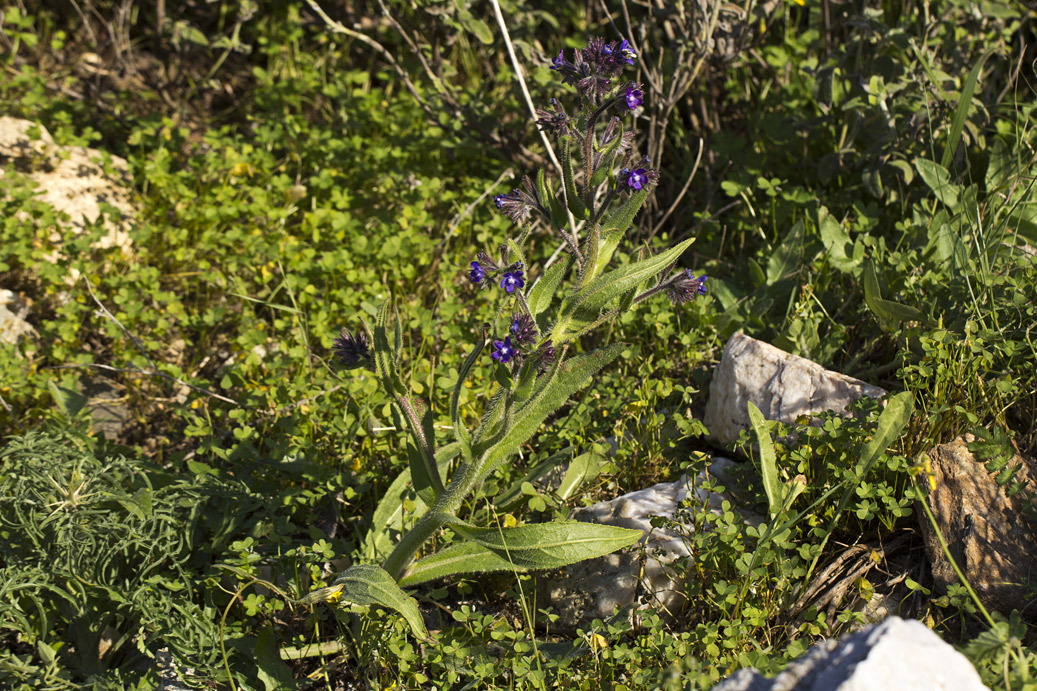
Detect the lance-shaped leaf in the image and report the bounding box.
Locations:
[451,330,487,461]
[594,187,650,272]
[476,344,623,483]
[451,521,643,570]
[373,298,403,395]
[399,542,524,586]
[747,402,782,520]
[562,138,588,219]
[863,261,928,328]
[557,449,609,502]
[400,396,441,503]
[303,564,429,641]
[363,442,460,561]
[526,258,571,320]
[556,238,695,340]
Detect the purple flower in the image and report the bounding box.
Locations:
[509,312,537,346]
[500,268,525,293]
[625,84,643,109]
[616,39,637,66]
[493,176,542,224]
[667,270,709,306]
[550,49,566,70]
[332,328,371,369]
[469,261,486,284]
[492,336,516,364]
[624,168,648,190]
[620,159,659,191]
[536,98,572,136]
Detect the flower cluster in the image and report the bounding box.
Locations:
[549,38,637,100]
[666,270,709,306]
[467,249,526,295]
[332,328,371,369]
[490,312,552,370]
[493,175,543,225]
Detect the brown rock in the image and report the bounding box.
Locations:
[919,438,1037,616]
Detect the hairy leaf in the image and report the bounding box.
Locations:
[452,521,642,570]
[399,542,523,586]
[304,564,428,641]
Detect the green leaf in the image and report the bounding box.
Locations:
[595,187,650,272]
[452,521,642,570]
[562,138,587,218]
[399,542,524,586]
[556,450,607,501]
[766,219,805,285]
[747,402,782,520]
[557,238,695,340]
[363,443,460,561]
[855,391,914,479]
[915,158,961,208]
[373,298,402,395]
[477,345,624,482]
[48,380,87,418]
[985,138,1010,190]
[526,258,570,320]
[863,262,928,326]
[941,48,994,170]
[818,207,856,273]
[399,396,441,503]
[254,628,298,691]
[304,565,429,641]
[451,332,487,461]
[459,13,494,45]
[589,126,625,188]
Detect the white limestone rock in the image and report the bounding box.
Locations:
[0,289,35,347]
[704,332,886,448]
[541,458,761,632]
[710,617,989,691]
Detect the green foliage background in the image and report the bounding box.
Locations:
[1,0,1036,689]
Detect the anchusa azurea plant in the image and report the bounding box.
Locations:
[308,37,709,641]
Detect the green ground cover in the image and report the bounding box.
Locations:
[1,0,1036,689]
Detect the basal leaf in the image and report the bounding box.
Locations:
[747,402,782,520]
[399,542,523,586]
[452,521,642,570]
[304,564,429,641]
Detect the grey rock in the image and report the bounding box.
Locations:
[918,438,1037,615]
[710,617,989,691]
[704,333,886,448]
[541,458,761,632]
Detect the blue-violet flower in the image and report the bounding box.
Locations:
[667,270,709,306]
[625,84,643,109]
[500,268,525,293]
[492,336,516,364]
[509,312,537,346]
[469,261,486,284]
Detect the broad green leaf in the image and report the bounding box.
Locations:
[855,391,914,479]
[818,207,856,273]
[562,138,587,218]
[556,449,607,502]
[863,262,927,326]
[747,402,782,520]
[255,628,297,691]
[766,219,805,285]
[399,542,523,586]
[526,259,570,319]
[557,238,695,340]
[304,564,429,641]
[48,380,87,418]
[452,521,642,570]
[363,443,460,561]
[595,187,650,272]
[985,138,1010,190]
[459,12,494,45]
[477,345,623,482]
[941,48,994,170]
[915,158,961,208]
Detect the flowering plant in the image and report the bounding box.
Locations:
[307,38,708,640]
